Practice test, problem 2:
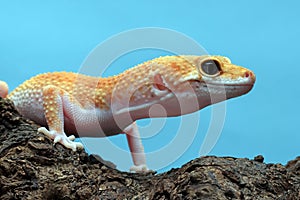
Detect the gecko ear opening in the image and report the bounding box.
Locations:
[153,73,168,91]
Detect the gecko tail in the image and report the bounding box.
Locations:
[0,81,9,98]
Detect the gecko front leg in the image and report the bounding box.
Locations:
[38,85,83,151]
[124,122,150,172]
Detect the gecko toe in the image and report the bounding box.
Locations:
[38,127,84,152]
[68,135,76,141]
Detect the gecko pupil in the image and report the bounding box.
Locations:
[201,60,221,76]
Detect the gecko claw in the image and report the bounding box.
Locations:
[38,127,84,151]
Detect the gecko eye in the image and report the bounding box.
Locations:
[199,59,221,77]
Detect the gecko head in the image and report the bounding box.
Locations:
[150,55,255,98]
[147,55,256,115]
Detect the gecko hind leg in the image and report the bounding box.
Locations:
[39,85,84,151]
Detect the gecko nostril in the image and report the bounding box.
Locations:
[244,72,251,78]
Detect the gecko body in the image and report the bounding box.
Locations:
[0,55,255,172]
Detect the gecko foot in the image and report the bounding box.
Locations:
[130,164,153,173]
[38,127,84,151]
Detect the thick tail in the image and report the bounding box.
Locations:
[0,81,9,98]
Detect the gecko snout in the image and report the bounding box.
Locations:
[243,70,256,84]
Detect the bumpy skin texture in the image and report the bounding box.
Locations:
[0,55,255,172]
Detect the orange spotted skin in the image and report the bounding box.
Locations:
[9,72,115,110]
[2,55,255,172]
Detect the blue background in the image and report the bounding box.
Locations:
[1,1,299,173]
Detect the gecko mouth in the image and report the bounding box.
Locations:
[203,83,255,91]
[190,80,255,88]
[189,80,255,99]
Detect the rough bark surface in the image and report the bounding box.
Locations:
[0,97,299,200]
